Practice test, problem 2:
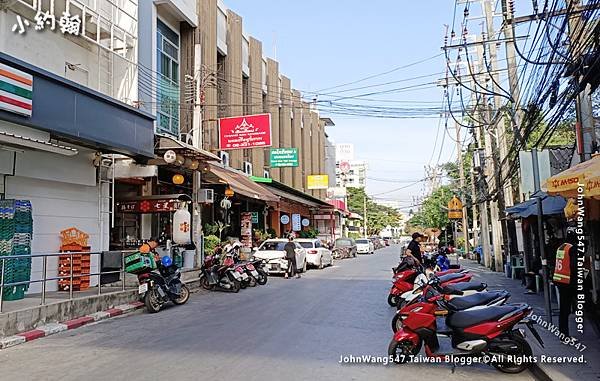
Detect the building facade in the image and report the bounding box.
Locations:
[0,0,155,292]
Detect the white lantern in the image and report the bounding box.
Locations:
[163,150,177,164]
[172,204,192,244]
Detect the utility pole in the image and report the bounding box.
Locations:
[532,149,552,323]
[469,164,479,248]
[363,194,368,238]
[454,121,470,254]
[568,0,597,161]
[483,0,508,272]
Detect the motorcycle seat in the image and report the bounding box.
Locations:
[446,305,520,328]
[445,282,486,293]
[437,273,464,283]
[446,291,509,311]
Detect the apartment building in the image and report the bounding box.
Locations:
[182,0,330,200]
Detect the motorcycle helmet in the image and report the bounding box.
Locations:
[161,256,173,267]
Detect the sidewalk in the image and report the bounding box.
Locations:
[461,259,600,381]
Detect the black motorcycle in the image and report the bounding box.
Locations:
[199,253,242,292]
[137,256,190,313]
[250,259,268,285]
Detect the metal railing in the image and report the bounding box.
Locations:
[0,250,137,313]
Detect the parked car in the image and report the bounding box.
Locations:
[253,239,307,274]
[296,238,333,269]
[334,238,357,258]
[355,238,374,254]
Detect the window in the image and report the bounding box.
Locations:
[298,242,314,249]
[156,20,180,136]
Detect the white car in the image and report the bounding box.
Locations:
[355,238,374,254]
[253,239,307,274]
[296,238,333,269]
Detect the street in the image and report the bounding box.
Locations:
[0,246,533,381]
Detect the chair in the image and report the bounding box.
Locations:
[510,255,525,279]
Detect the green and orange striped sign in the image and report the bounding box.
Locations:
[0,63,33,117]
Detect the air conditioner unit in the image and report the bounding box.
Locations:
[197,189,214,203]
[263,169,270,179]
[243,161,253,175]
[219,151,230,167]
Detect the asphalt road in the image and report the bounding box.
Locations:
[0,245,534,381]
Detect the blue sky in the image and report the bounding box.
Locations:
[225,0,457,210]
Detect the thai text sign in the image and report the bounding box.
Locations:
[292,214,302,232]
[219,113,272,150]
[307,175,329,190]
[270,148,298,167]
[447,196,463,220]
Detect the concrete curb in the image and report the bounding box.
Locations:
[0,301,145,350]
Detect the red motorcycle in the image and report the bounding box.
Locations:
[391,279,507,332]
[388,280,544,373]
[388,270,472,307]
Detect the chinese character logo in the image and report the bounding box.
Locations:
[58,11,81,35]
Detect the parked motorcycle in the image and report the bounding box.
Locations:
[137,255,190,313]
[388,267,472,307]
[392,278,508,332]
[250,259,268,285]
[199,251,242,292]
[332,247,350,259]
[396,272,487,310]
[388,278,544,373]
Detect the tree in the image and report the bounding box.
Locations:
[346,187,402,235]
[408,185,453,231]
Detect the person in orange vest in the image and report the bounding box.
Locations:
[552,230,578,336]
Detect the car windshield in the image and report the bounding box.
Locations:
[335,239,353,247]
[259,241,287,251]
[298,242,314,249]
[356,239,369,244]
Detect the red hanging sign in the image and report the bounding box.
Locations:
[218,113,272,150]
[116,199,182,213]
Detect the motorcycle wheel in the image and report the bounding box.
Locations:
[388,338,422,364]
[247,275,257,287]
[240,279,248,289]
[172,284,190,305]
[490,334,533,373]
[200,276,214,291]
[144,287,162,313]
[391,313,404,333]
[396,297,407,310]
[387,293,398,307]
[256,270,268,285]
[231,279,241,293]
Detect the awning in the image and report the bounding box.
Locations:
[207,163,279,202]
[155,133,221,162]
[261,180,332,210]
[0,130,78,156]
[505,191,567,218]
[544,154,600,199]
[267,186,322,208]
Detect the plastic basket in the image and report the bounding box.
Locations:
[124,252,156,274]
[2,285,27,301]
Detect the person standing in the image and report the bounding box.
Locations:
[405,232,424,265]
[284,236,300,279]
[552,230,578,336]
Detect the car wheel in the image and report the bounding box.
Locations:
[318,257,324,269]
[302,260,307,273]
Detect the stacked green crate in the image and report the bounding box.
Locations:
[0,200,33,301]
